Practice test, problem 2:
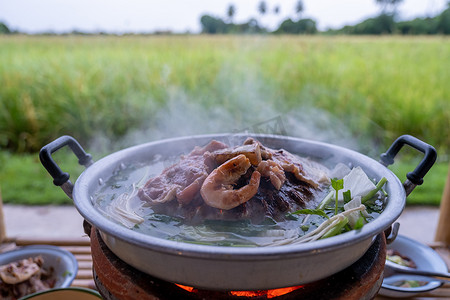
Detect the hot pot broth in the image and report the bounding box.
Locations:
[92,139,386,247]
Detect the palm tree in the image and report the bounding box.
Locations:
[258,1,267,16]
[273,5,280,15]
[227,4,236,23]
[295,0,304,19]
[375,0,404,15]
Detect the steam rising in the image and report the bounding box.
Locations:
[89,59,382,158]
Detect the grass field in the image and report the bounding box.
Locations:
[0,35,448,205]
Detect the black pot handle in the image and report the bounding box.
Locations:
[380,135,437,196]
[39,135,93,198]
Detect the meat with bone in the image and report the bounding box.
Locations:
[138,138,330,223]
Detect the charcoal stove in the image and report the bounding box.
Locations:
[87,225,386,300]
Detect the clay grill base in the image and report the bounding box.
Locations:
[90,227,386,300]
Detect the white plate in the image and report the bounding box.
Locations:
[0,245,78,290]
[379,235,448,298]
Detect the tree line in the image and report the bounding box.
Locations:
[201,0,450,35]
[1,0,449,35]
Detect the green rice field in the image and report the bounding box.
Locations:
[0,35,448,205]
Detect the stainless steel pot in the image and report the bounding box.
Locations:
[40,134,436,290]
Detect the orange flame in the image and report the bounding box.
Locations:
[176,284,303,298]
[175,284,195,292]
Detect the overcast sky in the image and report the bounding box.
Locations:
[0,0,447,33]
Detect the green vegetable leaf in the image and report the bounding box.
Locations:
[331,178,344,191]
[290,208,329,219]
[343,190,352,203]
[321,217,349,239]
[317,190,334,210]
[354,216,365,230]
[361,177,387,203]
[62,271,72,277]
[359,211,369,223]
[285,214,299,221]
[331,178,344,215]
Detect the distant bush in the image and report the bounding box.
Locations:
[228,19,266,34]
[200,15,228,34]
[274,18,317,34]
[437,5,450,34]
[334,14,396,35]
[0,22,10,34]
[327,4,449,35]
[397,17,439,35]
[200,15,266,34]
[396,5,450,35]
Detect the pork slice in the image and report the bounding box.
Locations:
[214,143,262,166]
[270,149,329,188]
[0,258,40,285]
[138,140,226,205]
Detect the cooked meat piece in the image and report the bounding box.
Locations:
[0,258,40,285]
[138,140,228,205]
[0,256,55,300]
[214,143,262,166]
[139,138,329,223]
[243,137,273,160]
[151,171,314,224]
[269,149,329,188]
[189,140,229,156]
[200,155,261,210]
[256,160,286,190]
